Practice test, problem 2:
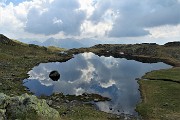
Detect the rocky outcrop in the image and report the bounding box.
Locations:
[0,34,16,45]
[0,93,60,120]
[164,41,180,47]
[49,71,60,81]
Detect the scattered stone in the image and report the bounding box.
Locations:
[55,98,60,101]
[65,100,69,103]
[49,70,60,81]
[47,100,53,106]
[11,74,15,76]
[117,115,120,119]
[0,83,2,86]
[163,103,168,106]
[85,96,89,99]
[94,99,99,102]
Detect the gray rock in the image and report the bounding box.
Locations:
[94,99,99,102]
[65,100,69,103]
[0,93,60,120]
[47,100,53,106]
[0,109,6,120]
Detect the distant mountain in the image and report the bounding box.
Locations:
[42,37,85,49]
[26,37,100,49]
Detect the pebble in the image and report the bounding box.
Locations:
[94,99,99,102]
[0,83,2,86]
[65,100,69,103]
[163,103,168,106]
[47,100,53,106]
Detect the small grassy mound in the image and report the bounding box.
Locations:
[143,67,180,82]
[137,68,180,120]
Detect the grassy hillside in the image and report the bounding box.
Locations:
[0,34,180,119]
[137,68,180,120]
[69,43,180,67]
[0,34,123,120]
[0,34,71,95]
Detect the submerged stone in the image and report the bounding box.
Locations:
[49,70,60,81]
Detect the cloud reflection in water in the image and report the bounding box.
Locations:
[24,52,172,115]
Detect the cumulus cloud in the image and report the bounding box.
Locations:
[90,0,180,37]
[24,0,86,35]
[0,0,180,40]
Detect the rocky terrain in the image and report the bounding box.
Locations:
[0,34,179,119]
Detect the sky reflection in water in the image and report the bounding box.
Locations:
[23,52,172,115]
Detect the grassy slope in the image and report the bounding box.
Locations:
[143,67,180,82]
[136,67,180,120]
[0,35,121,120]
[69,44,180,67]
[0,37,70,95]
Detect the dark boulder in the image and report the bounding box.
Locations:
[49,71,60,81]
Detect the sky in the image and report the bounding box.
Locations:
[0,0,180,44]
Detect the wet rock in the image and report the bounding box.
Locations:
[49,70,60,81]
[0,93,60,120]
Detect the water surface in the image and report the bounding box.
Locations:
[24,52,172,115]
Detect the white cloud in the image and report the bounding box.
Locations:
[0,0,180,44]
[147,25,180,39]
[0,3,24,34]
[100,79,116,88]
[53,17,63,25]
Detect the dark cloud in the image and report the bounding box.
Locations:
[25,0,86,35]
[91,0,180,37]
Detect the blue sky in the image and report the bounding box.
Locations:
[7,0,25,5]
[0,0,180,44]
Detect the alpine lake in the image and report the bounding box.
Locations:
[23,52,172,116]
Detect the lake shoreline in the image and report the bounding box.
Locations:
[0,34,179,119]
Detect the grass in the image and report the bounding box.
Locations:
[0,40,72,96]
[56,104,120,120]
[143,67,180,82]
[69,43,180,67]
[1,34,180,119]
[0,35,122,120]
[137,67,180,120]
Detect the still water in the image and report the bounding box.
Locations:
[23,52,172,115]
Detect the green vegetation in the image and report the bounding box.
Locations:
[1,34,180,119]
[0,34,121,120]
[143,67,180,82]
[0,34,72,96]
[69,43,180,67]
[136,67,180,120]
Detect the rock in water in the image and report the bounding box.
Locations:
[49,70,60,81]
